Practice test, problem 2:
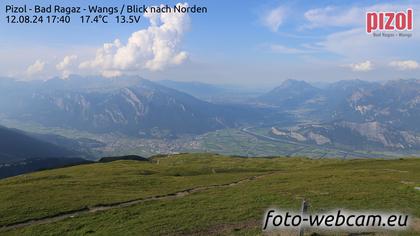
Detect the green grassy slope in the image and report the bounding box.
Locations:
[0,153,419,235]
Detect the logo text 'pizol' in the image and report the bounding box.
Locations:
[366,9,413,33]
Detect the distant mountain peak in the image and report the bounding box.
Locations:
[278,79,315,89]
[255,79,321,108]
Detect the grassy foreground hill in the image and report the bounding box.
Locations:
[0,153,419,235]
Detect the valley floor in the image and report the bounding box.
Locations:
[3,116,418,159]
[0,154,419,235]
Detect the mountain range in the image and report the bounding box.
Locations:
[0,76,271,138]
[0,76,419,154]
[258,79,420,150]
[256,79,420,127]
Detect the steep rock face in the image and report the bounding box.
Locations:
[338,80,420,132]
[263,79,420,150]
[271,121,420,150]
[259,79,419,130]
[337,121,416,149]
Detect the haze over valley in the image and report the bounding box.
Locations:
[1,76,419,176]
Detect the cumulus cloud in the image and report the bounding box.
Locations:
[389,60,419,70]
[80,3,190,77]
[345,60,373,72]
[262,6,287,32]
[56,55,77,70]
[26,60,45,76]
[56,55,78,78]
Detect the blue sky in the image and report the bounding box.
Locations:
[0,0,419,86]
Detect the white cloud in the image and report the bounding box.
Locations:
[319,28,370,58]
[303,6,361,29]
[56,55,78,70]
[307,3,420,64]
[303,4,417,29]
[389,60,419,70]
[26,60,45,76]
[345,60,373,72]
[80,3,190,77]
[317,26,419,62]
[262,6,287,32]
[56,55,78,78]
[269,44,310,54]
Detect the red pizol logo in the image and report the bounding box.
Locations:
[366,9,413,33]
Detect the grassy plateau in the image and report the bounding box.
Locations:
[0,153,419,235]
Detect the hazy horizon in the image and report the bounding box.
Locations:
[1,73,419,89]
[1,0,419,86]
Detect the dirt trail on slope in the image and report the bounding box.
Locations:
[0,172,275,232]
